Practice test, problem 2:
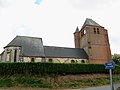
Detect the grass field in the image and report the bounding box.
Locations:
[0,74,120,89]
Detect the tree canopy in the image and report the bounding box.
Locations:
[112,54,120,65]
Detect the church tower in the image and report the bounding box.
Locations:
[74,18,112,64]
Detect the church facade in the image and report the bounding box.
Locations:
[0,18,112,64]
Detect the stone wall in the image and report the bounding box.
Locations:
[23,57,88,63]
[1,46,20,62]
[1,46,88,63]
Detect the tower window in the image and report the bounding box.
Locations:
[93,28,96,34]
[97,28,100,34]
[84,30,86,34]
[81,31,84,37]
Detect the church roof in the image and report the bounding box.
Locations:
[81,18,101,29]
[4,36,88,59]
[5,36,45,57]
[44,46,88,59]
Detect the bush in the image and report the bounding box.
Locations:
[0,62,119,76]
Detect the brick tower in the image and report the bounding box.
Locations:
[74,18,112,64]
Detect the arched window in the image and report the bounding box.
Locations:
[93,28,96,34]
[71,60,75,63]
[84,30,86,34]
[31,58,35,62]
[81,60,85,63]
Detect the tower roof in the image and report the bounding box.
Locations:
[81,18,101,29]
[75,26,79,32]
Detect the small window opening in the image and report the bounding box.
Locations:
[81,31,84,37]
[31,58,35,62]
[84,30,86,34]
[71,60,75,63]
[14,50,17,62]
[93,28,96,34]
[81,60,85,63]
[49,59,53,62]
[97,28,100,34]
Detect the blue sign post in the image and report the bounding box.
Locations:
[105,62,115,90]
[105,62,115,69]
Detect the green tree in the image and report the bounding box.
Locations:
[112,54,120,65]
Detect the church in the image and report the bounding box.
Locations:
[0,18,112,64]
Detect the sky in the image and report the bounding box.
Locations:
[0,0,120,54]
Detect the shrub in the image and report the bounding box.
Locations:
[0,62,119,76]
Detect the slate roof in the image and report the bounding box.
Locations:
[81,18,102,29]
[75,27,79,32]
[44,46,88,59]
[4,36,88,59]
[5,36,45,57]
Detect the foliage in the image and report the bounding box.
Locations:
[0,74,120,88]
[0,63,120,88]
[0,63,110,76]
[0,78,13,87]
[112,54,120,65]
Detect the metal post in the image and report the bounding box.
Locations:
[110,69,114,90]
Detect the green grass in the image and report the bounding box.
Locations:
[0,76,52,88]
[0,78,13,87]
[0,74,120,89]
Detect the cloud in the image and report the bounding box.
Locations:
[0,0,3,7]
[68,0,113,10]
[0,0,11,9]
[11,24,31,36]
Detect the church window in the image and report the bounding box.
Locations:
[31,58,35,62]
[14,50,17,62]
[71,60,75,63]
[49,59,53,62]
[81,60,85,63]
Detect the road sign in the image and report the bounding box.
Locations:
[105,62,115,90]
[105,62,115,69]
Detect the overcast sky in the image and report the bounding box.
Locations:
[0,0,120,54]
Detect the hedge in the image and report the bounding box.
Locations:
[0,62,119,76]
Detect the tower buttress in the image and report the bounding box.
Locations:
[74,27,80,48]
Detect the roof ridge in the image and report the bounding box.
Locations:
[16,35,42,39]
[43,46,83,49]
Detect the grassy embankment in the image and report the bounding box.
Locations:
[0,62,120,89]
[0,74,120,89]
